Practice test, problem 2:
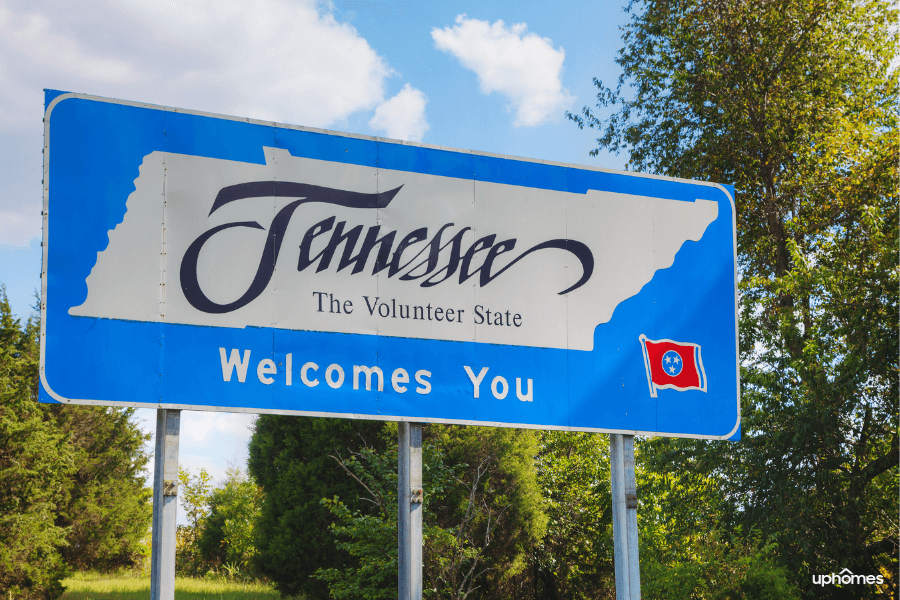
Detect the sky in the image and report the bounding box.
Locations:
[0,0,632,521]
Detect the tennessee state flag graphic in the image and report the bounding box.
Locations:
[639,335,707,397]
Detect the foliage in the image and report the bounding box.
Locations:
[636,436,733,565]
[176,466,265,581]
[424,446,516,599]
[531,431,615,599]
[429,425,546,598]
[248,415,387,599]
[196,468,263,577]
[177,467,215,576]
[0,287,153,598]
[642,528,798,599]
[569,0,899,596]
[0,286,71,598]
[638,438,797,599]
[311,423,547,600]
[312,439,400,600]
[50,405,152,572]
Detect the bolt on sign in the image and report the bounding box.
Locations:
[40,91,739,440]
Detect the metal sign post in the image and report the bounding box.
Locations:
[398,422,424,600]
[610,434,641,599]
[150,409,181,600]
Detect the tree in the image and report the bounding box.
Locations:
[0,287,71,598]
[641,527,799,599]
[176,466,214,575]
[311,423,547,600]
[248,416,548,599]
[637,437,799,599]
[569,0,898,596]
[311,429,400,600]
[0,286,153,598]
[530,431,614,599]
[428,425,546,599]
[196,467,263,577]
[50,404,152,572]
[248,415,387,599]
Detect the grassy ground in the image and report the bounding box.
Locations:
[60,571,284,600]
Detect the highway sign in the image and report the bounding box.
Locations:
[40,91,739,439]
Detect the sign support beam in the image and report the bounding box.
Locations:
[398,422,423,600]
[610,433,641,599]
[150,409,181,600]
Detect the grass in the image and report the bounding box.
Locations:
[60,571,285,600]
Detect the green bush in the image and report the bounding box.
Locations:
[176,467,214,576]
[197,468,263,578]
[642,530,798,600]
[248,415,387,599]
[311,424,547,600]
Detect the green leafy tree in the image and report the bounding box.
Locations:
[429,425,546,598]
[637,438,798,599]
[50,404,152,572]
[531,431,798,599]
[0,287,71,598]
[197,467,263,576]
[312,433,400,600]
[641,528,798,599]
[313,423,547,600]
[531,431,614,599]
[569,0,898,596]
[176,466,214,575]
[248,415,387,599]
[0,287,153,597]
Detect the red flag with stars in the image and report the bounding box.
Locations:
[639,335,707,397]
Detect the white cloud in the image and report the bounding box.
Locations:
[135,409,255,467]
[180,410,256,448]
[0,0,413,245]
[0,0,392,128]
[431,15,575,127]
[0,204,41,247]
[368,83,429,142]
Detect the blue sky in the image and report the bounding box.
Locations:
[0,0,631,518]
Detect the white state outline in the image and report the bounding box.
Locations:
[639,334,707,398]
[39,91,741,440]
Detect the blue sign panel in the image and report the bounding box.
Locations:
[40,92,739,439]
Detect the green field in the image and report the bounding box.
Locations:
[60,572,285,600]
